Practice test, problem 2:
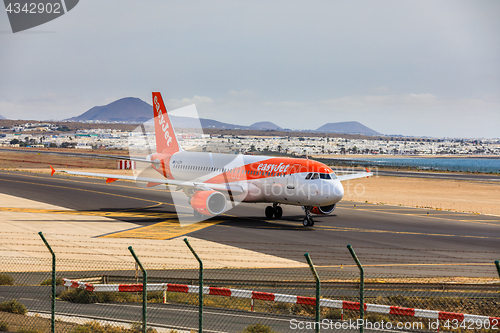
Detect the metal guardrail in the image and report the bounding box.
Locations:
[77,275,500,292]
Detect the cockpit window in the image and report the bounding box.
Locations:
[305,173,312,180]
[311,173,319,179]
[319,173,331,180]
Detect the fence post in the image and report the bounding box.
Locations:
[347,244,364,333]
[304,253,320,333]
[184,238,203,333]
[38,232,55,333]
[495,260,500,279]
[128,246,147,333]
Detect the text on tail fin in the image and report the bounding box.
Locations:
[152,92,180,155]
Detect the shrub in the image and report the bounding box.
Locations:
[0,274,14,286]
[70,327,91,333]
[59,288,97,304]
[0,299,27,315]
[70,321,123,333]
[97,291,140,303]
[130,322,158,333]
[59,288,142,304]
[40,277,64,286]
[0,322,9,332]
[365,313,391,323]
[70,321,159,333]
[323,308,342,320]
[239,323,277,333]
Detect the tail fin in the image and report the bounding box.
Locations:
[152,92,181,155]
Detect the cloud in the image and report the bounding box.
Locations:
[1,89,499,138]
[166,96,214,110]
[176,91,500,138]
[0,1,498,138]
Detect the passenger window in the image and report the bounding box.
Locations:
[305,173,312,180]
[311,173,319,179]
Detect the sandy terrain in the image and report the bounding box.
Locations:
[343,176,500,216]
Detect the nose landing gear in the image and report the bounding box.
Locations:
[265,203,283,219]
[264,204,314,227]
[302,206,314,227]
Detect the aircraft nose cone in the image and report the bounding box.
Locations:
[334,181,344,201]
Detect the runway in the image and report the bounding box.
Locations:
[0,170,499,277]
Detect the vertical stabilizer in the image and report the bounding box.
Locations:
[152,92,181,154]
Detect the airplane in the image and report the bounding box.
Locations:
[51,92,372,227]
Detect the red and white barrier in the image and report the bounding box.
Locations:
[117,160,136,170]
[62,279,499,325]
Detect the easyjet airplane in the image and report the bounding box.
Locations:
[51,92,372,227]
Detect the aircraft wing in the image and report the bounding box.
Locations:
[336,168,373,181]
[50,167,244,194]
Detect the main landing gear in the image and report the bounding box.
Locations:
[302,206,314,227]
[265,203,283,219]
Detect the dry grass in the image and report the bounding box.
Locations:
[0,148,122,171]
[0,312,78,333]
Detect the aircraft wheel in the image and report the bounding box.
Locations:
[274,206,283,219]
[303,217,314,227]
[265,206,274,219]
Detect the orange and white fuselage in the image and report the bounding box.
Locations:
[53,92,371,226]
[149,150,344,207]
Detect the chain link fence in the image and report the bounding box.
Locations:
[1,241,499,333]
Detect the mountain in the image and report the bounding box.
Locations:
[0,114,5,120]
[250,121,282,130]
[170,115,250,130]
[67,97,381,135]
[66,97,151,123]
[67,97,250,129]
[316,121,380,136]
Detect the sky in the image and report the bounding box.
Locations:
[0,0,499,138]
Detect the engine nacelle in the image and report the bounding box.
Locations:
[311,204,336,215]
[190,190,227,216]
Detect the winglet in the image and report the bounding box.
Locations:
[106,178,118,184]
[50,165,55,176]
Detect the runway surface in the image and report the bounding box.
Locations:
[0,169,499,277]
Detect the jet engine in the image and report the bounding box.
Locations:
[190,190,227,216]
[310,204,336,215]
